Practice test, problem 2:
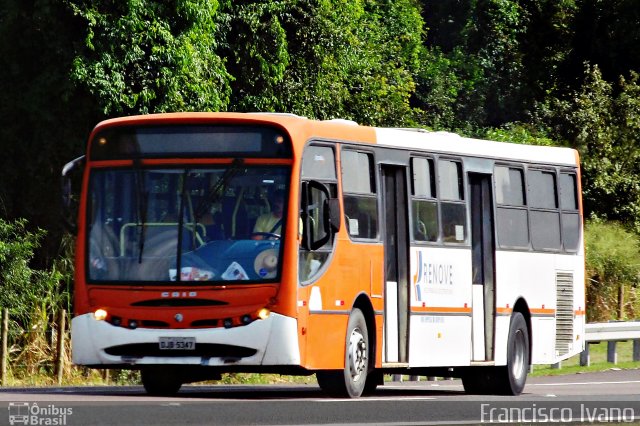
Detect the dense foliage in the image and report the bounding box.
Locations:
[585,220,640,321]
[1,0,640,325]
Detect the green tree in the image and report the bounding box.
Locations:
[221,0,424,126]
[567,0,640,86]
[0,0,98,268]
[417,0,530,128]
[412,46,484,131]
[218,0,289,112]
[517,0,578,110]
[69,0,233,115]
[0,219,65,324]
[584,220,640,321]
[543,65,640,230]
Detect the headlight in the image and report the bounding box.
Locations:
[94,309,108,321]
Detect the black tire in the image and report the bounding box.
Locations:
[462,312,529,396]
[141,368,182,396]
[500,311,529,395]
[363,369,383,395]
[317,309,369,398]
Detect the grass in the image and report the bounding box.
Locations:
[531,340,640,377]
[4,368,315,387]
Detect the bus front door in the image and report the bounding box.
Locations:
[382,165,410,364]
[469,173,496,361]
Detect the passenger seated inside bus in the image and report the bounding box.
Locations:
[344,196,374,239]
[252,190,284,239]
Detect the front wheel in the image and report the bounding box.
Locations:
[317,308,369,398]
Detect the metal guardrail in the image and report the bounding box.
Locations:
[585,321,640,341]
[580,321,640,366]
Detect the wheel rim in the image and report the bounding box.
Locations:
[511,329,525,380]
[347,327,367,382]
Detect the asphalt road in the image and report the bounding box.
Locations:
[1,369,639,425]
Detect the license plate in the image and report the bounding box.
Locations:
[159,337,196,350]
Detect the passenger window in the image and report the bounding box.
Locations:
[411,157,438,242]
[301,146,337,180]
[560,172,580,252]
[495,165,529,248]
[342,150,374,194]
[342,150,378,240]
[560,173,578,210]
[438,160,464,201]
[412,157,435,198]
[528,169,560,250]
[299,144,338,284]
[528,170,558,209]
[495,166,525,205]
[438,159,466,243]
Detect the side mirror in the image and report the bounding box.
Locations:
[328,198,341,233]
[61,155,85,234]
[301,180,337,251]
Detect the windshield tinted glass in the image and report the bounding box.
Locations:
[87,165,289,283]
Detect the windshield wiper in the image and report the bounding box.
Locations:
[133,158,148,264]
[176,170,189,281]
[194,158,244,220]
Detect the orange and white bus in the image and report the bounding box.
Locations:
[62,112,585,397]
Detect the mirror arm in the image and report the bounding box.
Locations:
[61,155,85,234]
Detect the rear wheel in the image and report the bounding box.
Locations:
[141,368,182,396]
[462,312,529,395]
[500,311,529,395]
[317,308,369,398]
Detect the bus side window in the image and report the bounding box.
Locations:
[341,150,378,240]
[411,157,438,242]
[560,172,580,252]
[438,159,466,243]
[528,169,561,251]
[299,145,338,284]
[495,165,529,248]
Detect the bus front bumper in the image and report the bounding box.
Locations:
[71,312,300,367]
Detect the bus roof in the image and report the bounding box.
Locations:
[91,113,578,166]
[375,128,579,166]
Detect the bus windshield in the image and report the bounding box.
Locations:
[87,165,289,284]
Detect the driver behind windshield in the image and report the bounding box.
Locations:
[252,189,284,238]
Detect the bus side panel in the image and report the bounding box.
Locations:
[495,251,554,365]
[305,313,349,369]
[301,236,384,370]
[494,251,584,366]
[408,316,472,367]
[408,247,473,367]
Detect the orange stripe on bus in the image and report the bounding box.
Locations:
[411,306,472,314]
[530,308,556,315]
